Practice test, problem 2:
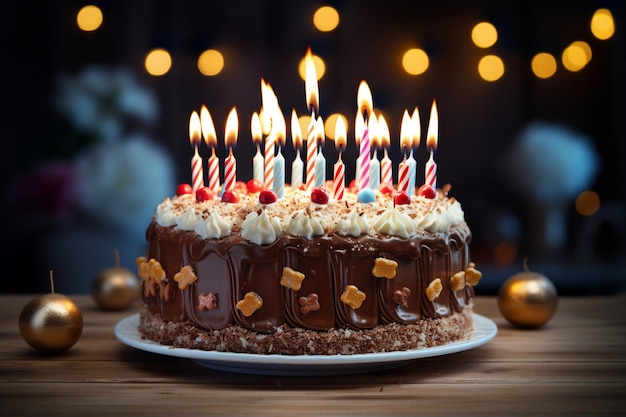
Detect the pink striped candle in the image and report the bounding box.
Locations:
[188,111,204,192]
[425,100,438,189]
[264,129,275,190]
[356,81,373,190]
[223,107,239,191]
[305,114,317,190]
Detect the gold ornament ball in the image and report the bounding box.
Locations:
[19,293,83,354]
[92,267,140,311]
[498,270,558,328]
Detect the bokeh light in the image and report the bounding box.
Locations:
[471,22,498,48]
[77,5,103,32]
[298,54,326,81]
[324,113,349,140]
[531,52,557,79]
[313,6,340,32]
[478,55,504,81]
[591,8,615,40]
[145,48,172,76]
[493,241,518,266]
[402,48,429,75]
[562,41,591,72]
[576,190,600,216]
[198,49,224,76]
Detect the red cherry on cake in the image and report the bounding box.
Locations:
[176,183,193,196]
[221,190,239,203]
[246,179,263,193]
[379,183,394,196]
[195,187,214,202]
[311,187,329,204]
[417,184,436,199]
[394,191,411,206]
[259,189,278,204]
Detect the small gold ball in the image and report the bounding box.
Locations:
[498,271,558,328]
[19,294,83,354]
[92,267,140,311]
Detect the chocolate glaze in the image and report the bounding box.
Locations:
[143,221,473,333]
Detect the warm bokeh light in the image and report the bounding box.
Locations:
[313,6,340,32]
[145,48,172,76]
[77,5,103,32]
[402,48,429,75]
[298,54,326,81]
[531,52,557,79]
[562,41,591,72]
[576,190,600,216]
[493,240,518,266]
[591,8,615,40]
[324,113,348,140]
[478,55,504,81]
[471,22,498,48]
[198,49,224,76]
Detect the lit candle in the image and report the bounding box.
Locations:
[425,99,438,189]
[305,48,319,191]
[357,80,373,190]
[261,80,277,190]
[201,105,220,192]
[314,116,326,188]
[188,111,204,192]
[368,114,380,190]
[333,115,347,200]
[354,111,364,183]
[378,114,392,186]
[401,109,416,196]
[223,107,238,192]
[410,106,421,194]
[290,109,304,188]
[398,110,412,194]
[273,109,287,198]
[251,112,264,184]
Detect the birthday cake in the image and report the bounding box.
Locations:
[137,54,482,355]
[137,181,482,355]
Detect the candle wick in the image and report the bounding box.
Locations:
[49,270,55,294]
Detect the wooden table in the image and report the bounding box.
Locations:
[2,294,625,416]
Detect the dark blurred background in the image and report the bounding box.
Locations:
[2,0,625,294]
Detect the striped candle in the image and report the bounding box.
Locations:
[333,115,347,200]
[188,111,204,192]
[381,148,392,186]
[425,99,438,189]
[264,131,275,190]
[398,158,410,194]
[224,150,236,192]
[358,125,370,190]
[223,107,239,192]
[378,114,392,186]
[208,148,220,192]
[305,114,317,190]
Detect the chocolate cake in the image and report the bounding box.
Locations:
[137,184,482,355]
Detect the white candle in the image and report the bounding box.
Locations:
[274,146,285,198]
[290,109,304,188]
[251,112,264,184]
[369,152,380,190]
[407,150,416,196]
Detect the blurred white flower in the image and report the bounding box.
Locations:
[504,121,599,202]
[54,66,158,142]
[74,135,175,239]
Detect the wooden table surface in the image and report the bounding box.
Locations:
[2,293,625,416]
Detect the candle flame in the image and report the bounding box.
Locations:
[189,111,201,147]
[357,80,373,118]
[225,107,238,149]
[334,115,347,151]
[400,109,412,151]
[378,114,390,148]
[251,112,262,144]
[261,79,278,135]
[305,47,319,113]
[315,116,325,147]
[200,105,217,148]
[426,99,438,150]
[411,107,421,148]
[355,111,365,146]
[291,109,302,149]
[274,109,286,147]
[369,112,380,149]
